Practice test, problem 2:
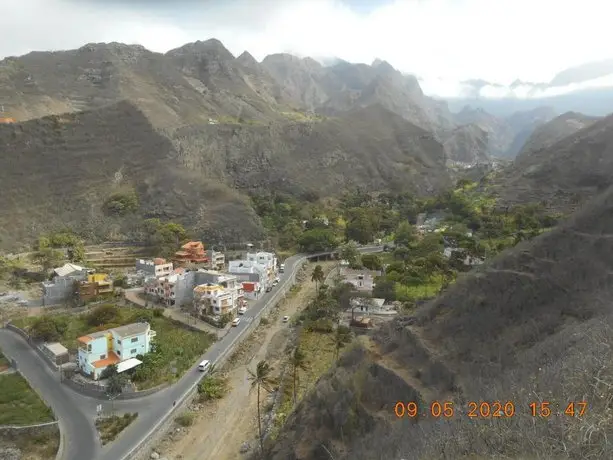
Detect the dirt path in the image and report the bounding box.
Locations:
[160,262,335,460]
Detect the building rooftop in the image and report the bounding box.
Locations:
[44,342,68,356]
[92,351,120,369]
[111,322,150,339]
[153,258,167,265]
[54,263,85,277]
[77,330,108,344]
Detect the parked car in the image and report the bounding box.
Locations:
[238,306,247,315]
[232,317,241,327]
[279,263,285,273]
[273,278,279,286]
[266,286,272,293]
[282,316,289,323]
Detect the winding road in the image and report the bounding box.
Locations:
[0,246,382,460]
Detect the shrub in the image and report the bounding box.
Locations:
[198,375,228,401]
[175,412,195,427]
[87,304,120,326]
[153,308,164,318]
[102,191,139,216]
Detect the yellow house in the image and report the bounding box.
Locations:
[79,273,113,301]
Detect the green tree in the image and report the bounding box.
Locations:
[102,190,139,216]
[338,242,360,266]
[361,254,382,271]
[311,265,325,290]
[100,364,118,381]
[87,304,120,327]
[144,219,188,257]
[345,208,377,244]
[297,228,338,252]
[394,221,417,247]
[288,347,309,405]
[248,360,276,453]
[29,317,59,342]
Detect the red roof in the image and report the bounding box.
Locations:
[153,258,167,265]
[242,282,256,292]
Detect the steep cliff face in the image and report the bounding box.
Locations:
[167,104,451,197]
[516,111,601,159]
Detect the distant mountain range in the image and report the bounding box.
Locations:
[441,59,613,117]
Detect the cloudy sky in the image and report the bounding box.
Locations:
[2,0,611,94]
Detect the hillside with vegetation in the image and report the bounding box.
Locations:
[266,178,613,460]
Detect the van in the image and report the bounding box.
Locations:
[198,359,211,372]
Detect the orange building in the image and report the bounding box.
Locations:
[173,241,209,266]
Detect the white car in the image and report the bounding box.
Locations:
[283,316,289,323]
[232,317,241,327]
[238,306,247,315]
[273,279,279,286]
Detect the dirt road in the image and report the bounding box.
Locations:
[158,261,334,460]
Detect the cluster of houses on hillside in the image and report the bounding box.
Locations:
[140,241,279,318]
[41,240,280,318]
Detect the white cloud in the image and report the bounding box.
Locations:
[1,0,612,97]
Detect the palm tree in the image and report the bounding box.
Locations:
[288,347,309,405]
[311,264,325,290]
[330,327,352,360]
[248,360,276,453]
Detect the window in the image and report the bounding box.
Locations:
[117,350,121,355]
[99,354,106,360]
[131,349,137,354]
[131,337,138,343]
[117,339,121,344]
[87,345,92,352]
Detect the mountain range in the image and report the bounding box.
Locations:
[0,38,609,249]
[445,59,613,117]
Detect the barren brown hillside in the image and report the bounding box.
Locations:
[492,113,613,211]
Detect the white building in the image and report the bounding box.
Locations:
[193,282,243,316]
[228,260,269,289]
[135,258,173,278]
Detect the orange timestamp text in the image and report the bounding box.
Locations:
[394,400,588,419]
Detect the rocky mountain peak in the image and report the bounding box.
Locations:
[236,51,259,68]
[166,38,235,61]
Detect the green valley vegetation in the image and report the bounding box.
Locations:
[252,182,563,307]
[13,305,216,389]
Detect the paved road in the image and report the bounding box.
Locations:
[0,330,99,460]
[1,246,382,460]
